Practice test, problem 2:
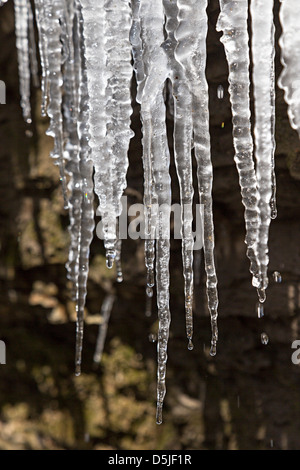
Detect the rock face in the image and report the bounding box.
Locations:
[0,0,300,450]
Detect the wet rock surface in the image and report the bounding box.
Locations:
[0,0,300,450]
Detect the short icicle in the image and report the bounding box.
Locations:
[14,0,31,123]
[36,0,69,208]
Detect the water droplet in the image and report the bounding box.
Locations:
[270,208,277,220]
[106,258,113,269]
[106,249,116,269]
[188,339,194,351]
[146,286,153,298]
[147,269,155,288]
[273,271,282,283]
[210,344,217,357]
[261,333,269,345]
[257,302,264,319]
[149,333,157,343]
[257,287,266,303]
[217,85,224,99]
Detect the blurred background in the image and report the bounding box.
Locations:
[0,0,300,450]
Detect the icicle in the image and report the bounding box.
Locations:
[63,2,82,300]
[251,0,276,300]
[279,0,300,139]
[139,0,171,425]
[134,0,158,296]
[34,0,49,116]
[105,0,133,267]
[93,294,115,364]
[81,0,133,270]
[14,0,31,123]
[130,0,145,103]
[162,0,195,350]
[217,0,261,292]
[35,0,68,208]
[74,0,95,377]
[27,0,39,89]
[176,0,219,356]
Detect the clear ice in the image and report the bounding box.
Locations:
[10,0,294,424]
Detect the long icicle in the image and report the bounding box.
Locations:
[251,0,276,302]
[139,0,171,425]
[217,0,261,296]
[162,0,195,350]
[176,0,219,355]
[74,0,95,376]
[130,0,156,296]
[63,2,82,301]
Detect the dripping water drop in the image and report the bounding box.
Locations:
[261,332,269,345]
[146,286,153,298]
[257,287,266,303]
[106,251,115,269]
[217,84,224,99]
[257,302,264,319]
[149,333,157,343]
[273,271,282,283]
[210,344,217,357]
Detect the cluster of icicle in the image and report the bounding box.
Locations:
[4,0,299,424]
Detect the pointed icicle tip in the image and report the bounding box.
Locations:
[156,405,163,425]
